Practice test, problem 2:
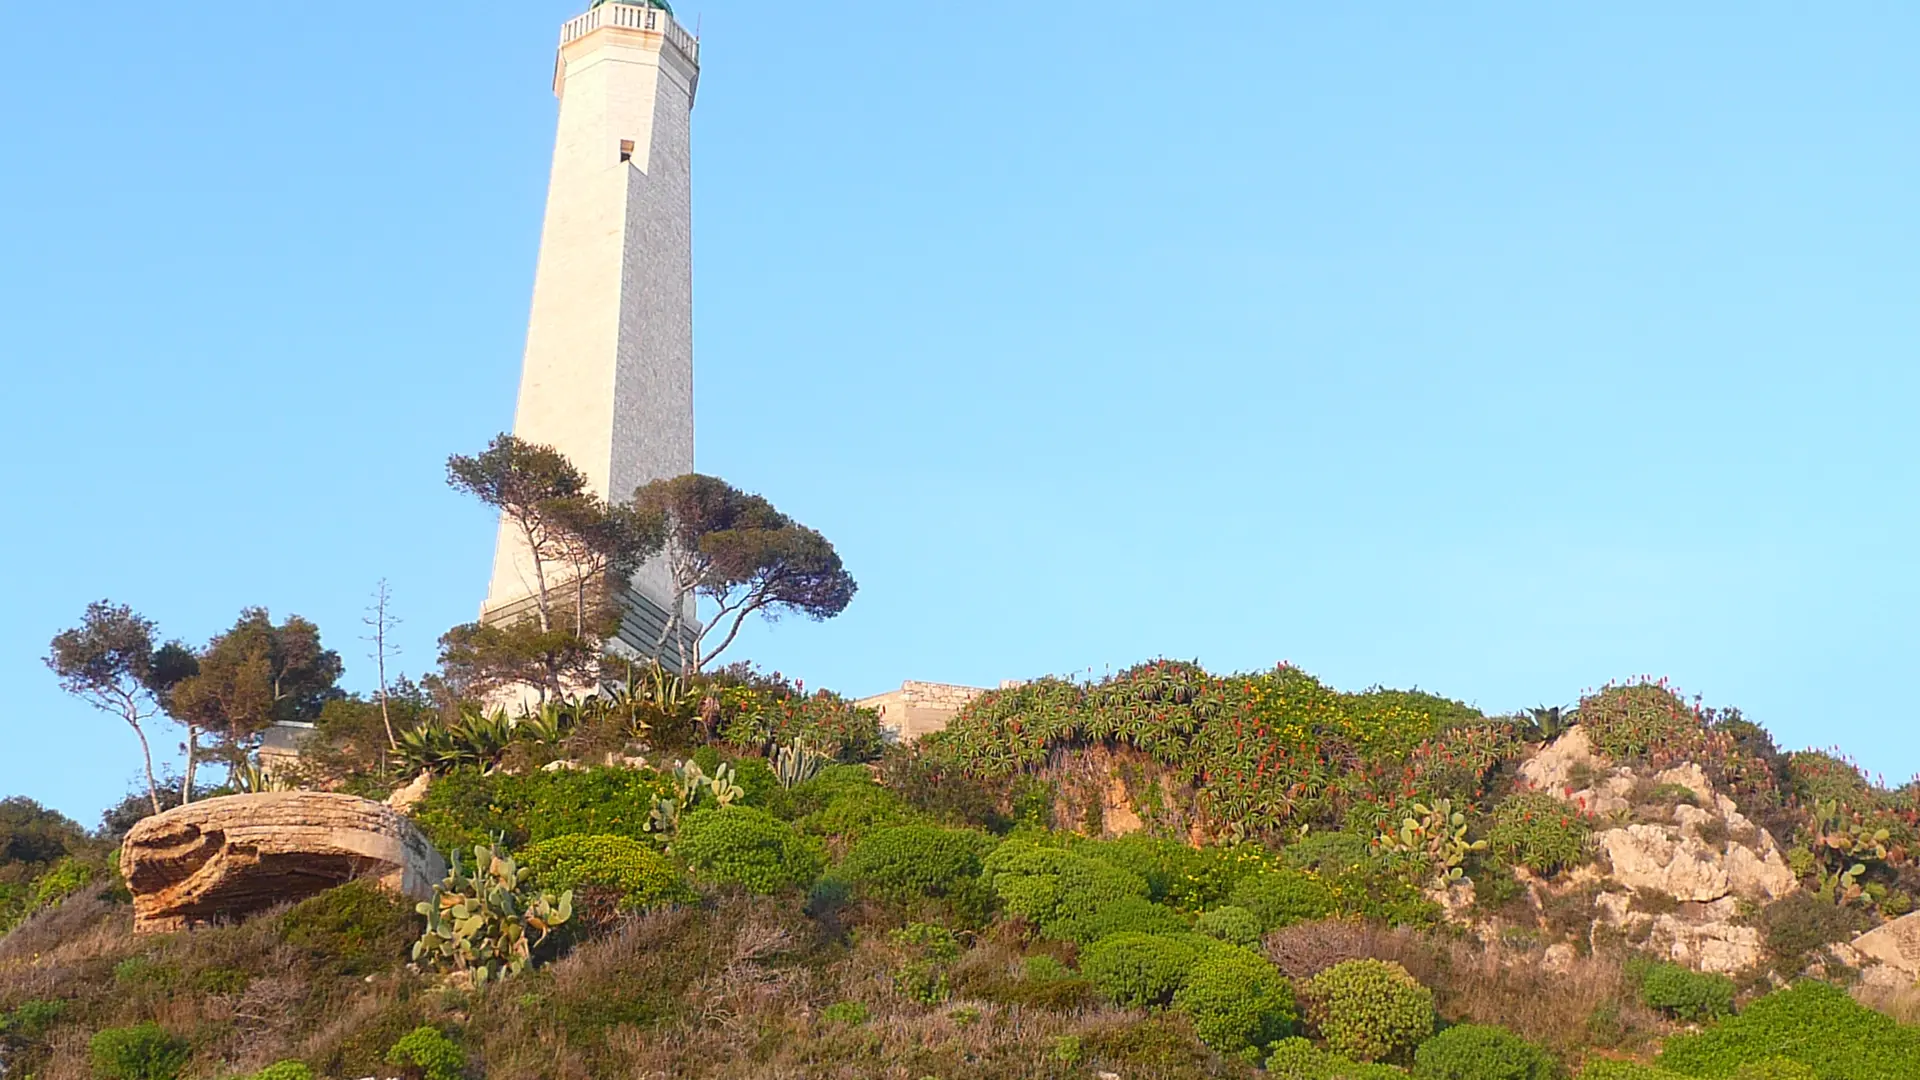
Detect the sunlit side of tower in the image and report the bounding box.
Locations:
[483,1,699,657]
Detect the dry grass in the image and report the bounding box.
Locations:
[1857,981,1920,1026]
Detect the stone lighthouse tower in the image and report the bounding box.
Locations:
[482,0,699,656]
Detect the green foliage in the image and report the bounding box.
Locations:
[240,1064,315,1080]
[517,833,692,915]
[384,1025,465,1080]
[1487,793,1593,876]
[1579,683,1704,763]
[1578,1064,1686,1080]
[1266,1037,1409,1079]
[279,880,420,977]
[982,839,1151,939]
[413,843,572,986]
[644,759,746,839]
[821,1000,869,1025]
[890,922,961,1004]
[0,998,66,1041]
[1375,798,1487,883]
[841,824,990,904]
[1171,944,1297,1054]
[1629,959,1735,1022]
[1727,1062,1818,1080]
[1080,932,1204,1008]
[87,1022,190,1080]
[1411,1025,1560,1080]
[1195,904,1263,947]
[1229,869,1338,931]
[1756,894,1869,974]
[772,740,831,789]
[409,766,669,852]
[1657,981,1920,1080]
[1075,835,1272,912]
[676,806,824,893]
[1048,893,1189,943]
[1302,959,1436,1064]
[719,687,883,763]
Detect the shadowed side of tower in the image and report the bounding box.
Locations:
[483,2,699,660]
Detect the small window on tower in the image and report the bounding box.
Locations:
[620,140,635,163]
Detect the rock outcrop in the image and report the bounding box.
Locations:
[1524,726,1797,974]
[1851,910,1920,984]
[121,792,446,934]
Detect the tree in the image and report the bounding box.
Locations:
[167,608,344,785]
[539,494,666,636]
[436,619,600,703]
[45,602,191,814]
[632,474,857,671]
[447,435,590,633]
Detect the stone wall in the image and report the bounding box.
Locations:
[856,681,991,742]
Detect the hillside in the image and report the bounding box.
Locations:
[3,661,1919,1080]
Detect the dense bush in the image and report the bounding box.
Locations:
[243,1064,315,1080]
[1630,959,1735,1022]
[720,687,885,763]
[518,833,691,918]
[1301,958,1436,1064]
[1051,893,1190,943]
[87,1023,190,1080]
[1728,1061,1818,1080]
[1171,944,1296,1054]
[981,840,1161,940]
[1076,835,1272,912]
[1265,1037,1408,1079]
[841,824,991,903]
[677,806,824,893]
[1579,683,1706,762]
[1411,1024,1560,1080]
[1080,932,1205,1008]
[409,766,669,851]
[1486,793,1592,875]
[279,880,421,977]
[1755,894,1869,974]
[1195,904,1262,947]
[1229,869,1338,931]
[384,1025,465,1080]
[1578,1064,1685,1080]
[1658,981,1920,1079]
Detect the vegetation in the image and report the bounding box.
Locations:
[1301,959,1437,1064]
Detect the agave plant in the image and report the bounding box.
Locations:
[515,697,581,745]
[1523,705,1576,743]
[771,740,830,789]
[232,760,297,794]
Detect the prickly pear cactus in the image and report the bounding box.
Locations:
[1375,798,1486,884]
[413,842,572,986]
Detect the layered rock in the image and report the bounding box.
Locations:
[1524,727,1796,974]
[121,792,447,934]
[1851,910,1920,985]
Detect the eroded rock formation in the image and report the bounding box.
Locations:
[121,792,446,933]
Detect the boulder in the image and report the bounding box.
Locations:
[121,792,447,934]
[1851,910,1920,983]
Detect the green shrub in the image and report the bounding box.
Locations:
[412,843,572,985]
[1195,904,1262,947]
[279,880,421,977]
[821,1000,869,1025]
[1579,684,1703,762]
[1756,895,1869,974]
[1171,944,1296,1054]
[790,765,890,813]
[1578,1064,1685,1080]
[1728,1061,1818,1080]
[1080,932,1205,1008]
[841,824,989,903]
[795,786,912,844]
[384,1026,465,1080]
[1412,1024,1559,1080]
[1229,869,1338,931]
[1657,981,1920,1080]
[890,922,961,1004]
[1076,836,1272,912]
[409,766,669,852]
[87,1022,190,1080]
[1631,960,1735,1022]
[981,840,1163,941]
[1302,958,1436,1064]
[1,998,65,1040]
[243,1064,315,1080]
[1265,1037,1407,1079]
[517,833,691,915]
[1486,793,1592,875]
[676,806,824,893]
[1047,893,1189,943]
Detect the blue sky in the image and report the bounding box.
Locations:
[2,2,1916,824]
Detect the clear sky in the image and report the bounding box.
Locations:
[2,2,1916,825]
